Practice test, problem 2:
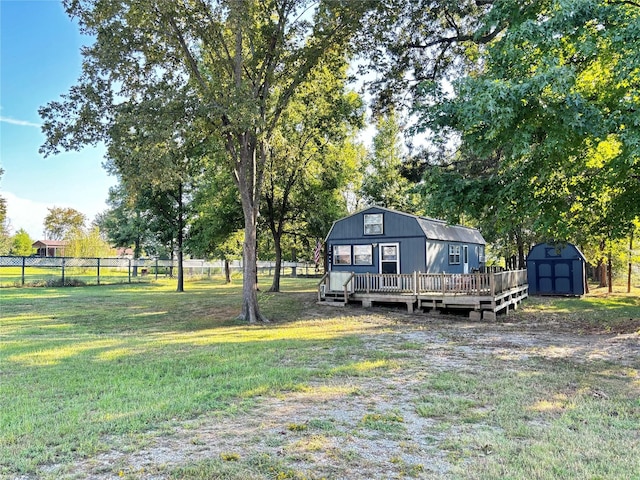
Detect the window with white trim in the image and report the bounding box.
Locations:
[449,244,461,264]
[363,213,383,235]
[353,245,373,265]
[333,245,352,265]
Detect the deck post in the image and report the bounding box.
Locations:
[490,272,496,297]
[317,272,328,302]
[476,270,481,296]
[366,272,370,293]
[413,271,418,295]
[442,272,446,294]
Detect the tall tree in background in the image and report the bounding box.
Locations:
[43,207,86,241]
[40,0,368,322]
[262,57,364,292]
[360,0,506,114]
[64,226,114,258]
[360,111,419,212]
[95,185,153,260]
[143,183,192,292]
[9,229,34,256]
[411,0,640,267]
[188,161,244,284]
[0,169,11,254]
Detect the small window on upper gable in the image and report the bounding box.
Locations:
[364,213,383,235]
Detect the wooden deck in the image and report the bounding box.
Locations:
[318,270,528,319]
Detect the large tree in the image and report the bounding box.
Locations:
[43,207,86,241]
[187,159,244,284]
[95,185,153,260]
[359,0,509,114]
[0,169,10,254]
[40,0,367,322]
[9,229,34,257]
[262,57,363,291]
[411,0,640,266]
[360,110,420,212]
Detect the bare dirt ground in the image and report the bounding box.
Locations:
[36,298,640,480]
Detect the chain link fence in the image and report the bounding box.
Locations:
[0,256,319,288]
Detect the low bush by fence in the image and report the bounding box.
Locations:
[0,256,319,288]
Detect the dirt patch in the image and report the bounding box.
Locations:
[31,302,640,480]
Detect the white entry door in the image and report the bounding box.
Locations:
[379,243,400,274]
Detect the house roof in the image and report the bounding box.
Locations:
[527,242,587,262]
[326,206,485,244]
[416,217,485,244]
[32,240,68,248]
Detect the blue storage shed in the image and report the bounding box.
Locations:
[526,242,587,296]
[324,206,486,276]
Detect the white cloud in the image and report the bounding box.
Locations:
[3,192,50,239]
[0,116,41,128]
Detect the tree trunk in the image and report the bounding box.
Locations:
[517,243,526,270]
[598,240,607,287]
[177,247,184,292]
[234,135,268,322]
[608,248,613,294]
[224,258,231,284]
[599,262,607,288]
[133,236,141,277]
[176,186,184,292]
[239,209,266,323]
[269,231,282,292]
[230,11,267,323]
[628,231,633,294]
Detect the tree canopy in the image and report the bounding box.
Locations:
[40,0,370,321]
[43,207,87,241]
[37,0,640,282]
[411,0,640,264]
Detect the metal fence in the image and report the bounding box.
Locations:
[0,256,319,288]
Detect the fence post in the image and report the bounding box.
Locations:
[21,256,26,286]
[155,258,159,280]
[61,257,66,285]
[128,259,132,283]
[97,258,101,285]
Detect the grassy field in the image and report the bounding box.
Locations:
[1,278,639,479]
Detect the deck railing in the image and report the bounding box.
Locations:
[352,272,416,294]
[337,269,527,297]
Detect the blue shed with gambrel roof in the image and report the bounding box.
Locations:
[526,242,587,296]
[324,206,486,276]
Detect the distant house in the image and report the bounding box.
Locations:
[32,240,68,257]
[116,247,135,258]
[324,206,486,276]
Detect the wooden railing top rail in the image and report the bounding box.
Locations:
[341,269,527,297]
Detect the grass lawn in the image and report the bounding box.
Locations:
[1,278,639,479]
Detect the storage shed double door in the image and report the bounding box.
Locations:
[534,259,574,295]
[526,242,586,296]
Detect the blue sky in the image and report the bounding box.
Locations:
[1,0,115,239]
